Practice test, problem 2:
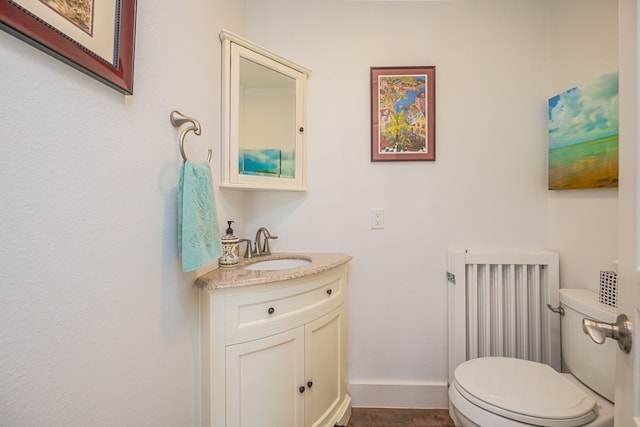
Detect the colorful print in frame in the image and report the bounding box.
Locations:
[371,66,436,161]
[548,71,619,190]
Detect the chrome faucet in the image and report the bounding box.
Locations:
[254,227,278,256]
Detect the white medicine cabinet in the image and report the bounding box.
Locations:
[220,30,311,191]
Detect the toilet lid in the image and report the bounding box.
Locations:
[454,357,597,426]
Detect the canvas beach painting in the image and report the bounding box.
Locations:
[548,72,619,190]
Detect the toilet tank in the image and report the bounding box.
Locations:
[559,289,617,402]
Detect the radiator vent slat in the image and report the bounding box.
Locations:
[448,250,561,387]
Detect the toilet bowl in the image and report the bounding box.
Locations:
[448,289,616,427]
[449,357,614,426]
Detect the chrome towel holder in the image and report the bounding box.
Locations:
[170,110,212,162]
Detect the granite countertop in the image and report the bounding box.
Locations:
[195,252,352,290]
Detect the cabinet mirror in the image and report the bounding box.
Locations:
[220,30,311,191]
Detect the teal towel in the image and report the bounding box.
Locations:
[178,161,222,272]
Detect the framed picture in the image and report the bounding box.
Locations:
[371,66,436,161]
[0,0,137,94]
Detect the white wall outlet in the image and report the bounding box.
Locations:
[371,208,384,229]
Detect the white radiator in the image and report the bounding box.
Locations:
[447,250,561,386]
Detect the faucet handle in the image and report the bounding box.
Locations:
[263,234,278,255]
[238,239,253,258]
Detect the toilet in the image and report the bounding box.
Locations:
[449,289,616,427]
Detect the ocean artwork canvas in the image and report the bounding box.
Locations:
[239,149,295,179]
[548,71,619,190]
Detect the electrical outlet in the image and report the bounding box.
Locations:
[371,208,384,229]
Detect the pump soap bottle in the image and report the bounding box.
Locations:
[219,220,240,268]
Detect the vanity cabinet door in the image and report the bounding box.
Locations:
[225,327,305,427]
[305,307,345,427]
[224,306,346,427]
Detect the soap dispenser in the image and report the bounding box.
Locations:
[219,221,240,268]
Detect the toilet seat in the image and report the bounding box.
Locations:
[453,357,598,427]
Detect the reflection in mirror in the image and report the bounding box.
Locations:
[239,57,296,179]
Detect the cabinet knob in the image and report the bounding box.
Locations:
[299,386,305,393]
[299,127,304,132]
[268,307,275,315]
[326,289,332,296]
[307,381,313,388]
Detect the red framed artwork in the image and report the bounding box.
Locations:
[371,66,436,161]
[0,0,137,94]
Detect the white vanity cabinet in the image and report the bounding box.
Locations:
[200,264,350,427]
[220,30,311,192]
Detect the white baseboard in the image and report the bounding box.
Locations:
[348,381,449,409]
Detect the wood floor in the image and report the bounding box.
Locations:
[348,408,456,427]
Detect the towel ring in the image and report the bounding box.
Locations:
[170,110,212,162]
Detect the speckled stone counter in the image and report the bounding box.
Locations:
[195,252,352,290]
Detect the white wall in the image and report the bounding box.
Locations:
[243,0,550,407]
[547,0,619,291]
[0,0,624,422]
[0,0,245,425]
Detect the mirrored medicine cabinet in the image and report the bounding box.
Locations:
[220,30,311,191]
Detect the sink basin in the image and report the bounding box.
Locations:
[245,258,311,271]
